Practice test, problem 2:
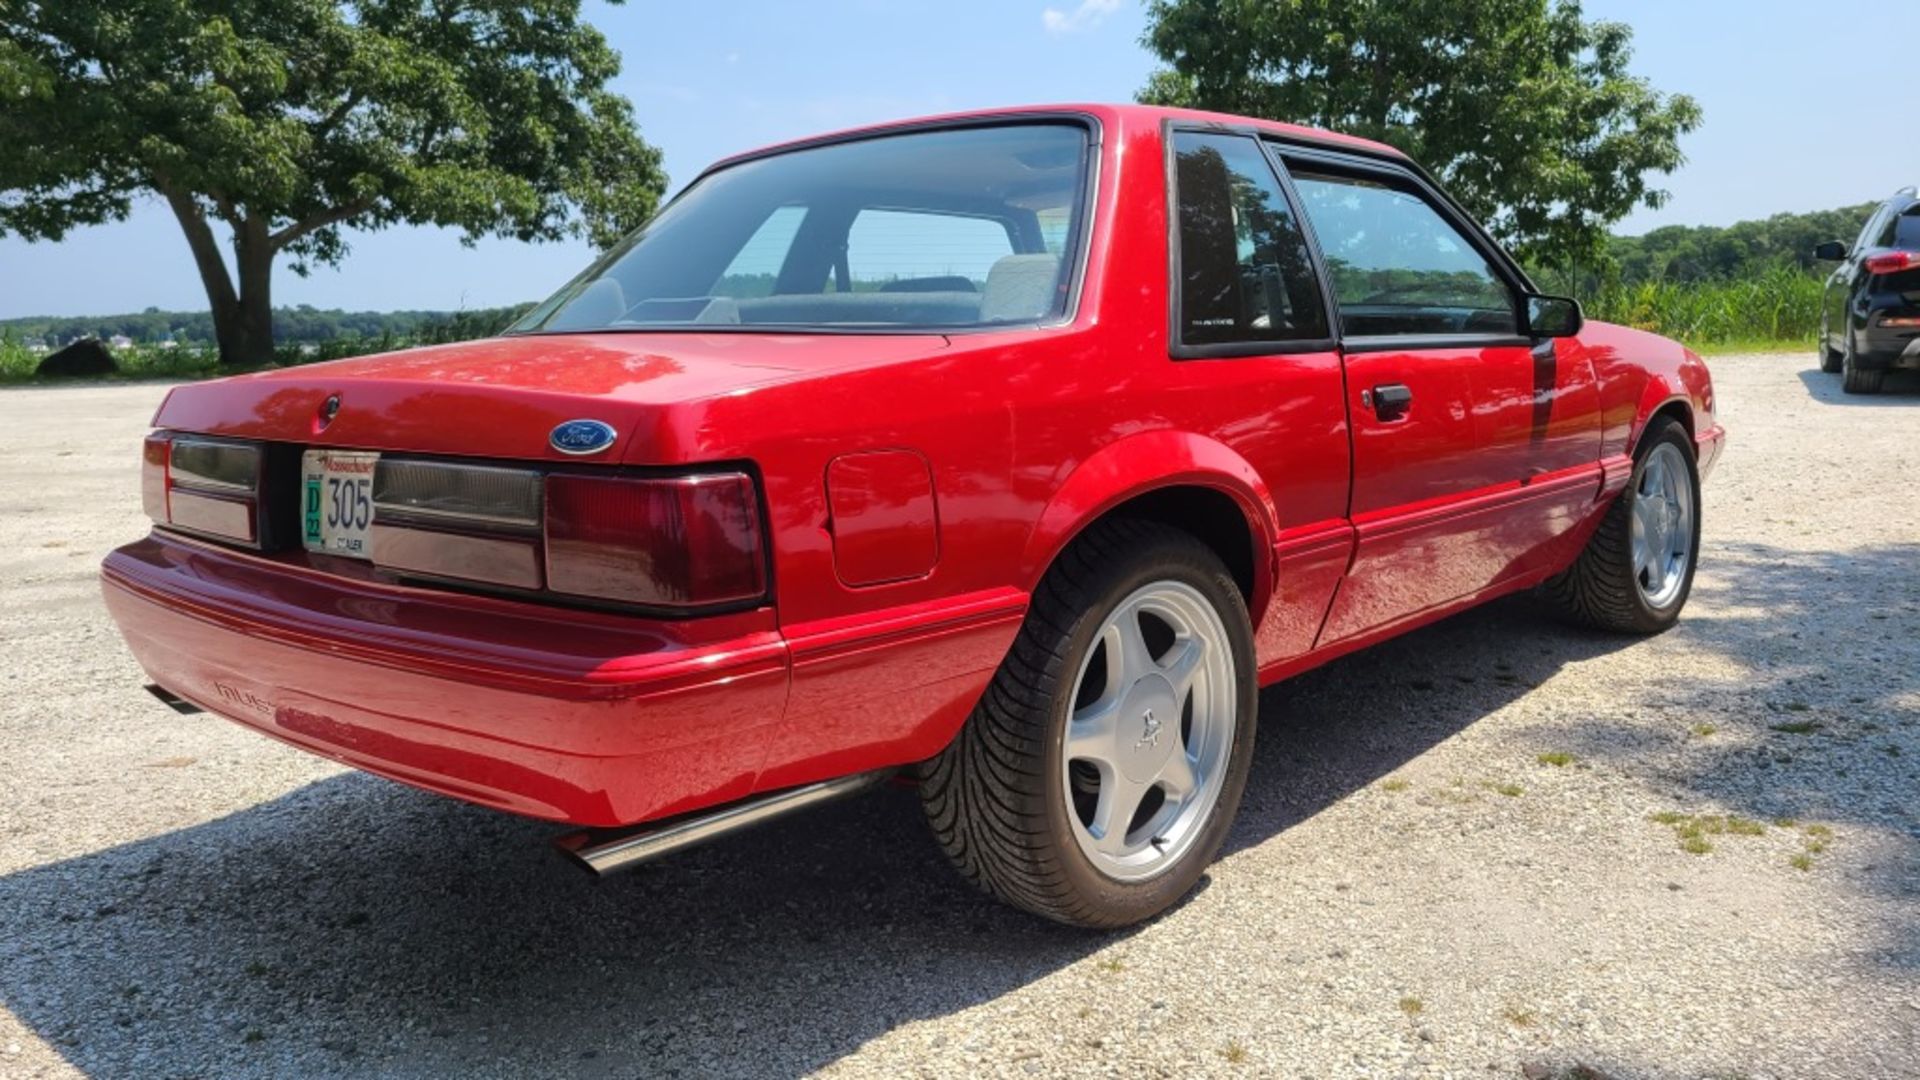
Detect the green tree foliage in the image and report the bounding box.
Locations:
[1140,0,1702,272]
[1605,202,1877,284]
[0,1,665,366]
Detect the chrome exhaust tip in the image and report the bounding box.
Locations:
[554,770,892,876]
[144,684,203,715]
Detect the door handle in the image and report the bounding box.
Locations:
[1364,382,1413,420]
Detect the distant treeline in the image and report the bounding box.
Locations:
[0,303,534,347]
[1,202,1887,350]
[1532,202,1879,294]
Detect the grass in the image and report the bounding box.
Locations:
[1398,996,1425,1016]
[1488,782,1525,798]
[1650,811,1768,854]
[1503,1005,1539,1028]
[1,336,223,382]
[1536,751,1575,768]
[1380,777,1411,792]
[1582,267,1823,350]
[1690,723,1718,737]
[1222,1040,1249,1064]
[1,316,505,385]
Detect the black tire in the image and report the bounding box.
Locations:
[917,518,1257,928]
[1819,340,1843,374]
[1841,333,1884,394]
[1542,417,1701,634]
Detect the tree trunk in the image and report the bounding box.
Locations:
[230,219,276,367]
[159,186,277,367]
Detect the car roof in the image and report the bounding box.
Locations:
[705,103,1409,174]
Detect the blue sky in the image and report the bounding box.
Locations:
[3,0,1914,319]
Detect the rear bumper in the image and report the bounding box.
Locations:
[102,533,1023,827]
[103,534,792,826]
[1859,321,1920,368]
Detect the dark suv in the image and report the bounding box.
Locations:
[1815,187,1920,394]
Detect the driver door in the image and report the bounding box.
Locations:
[1278,155,1594,643]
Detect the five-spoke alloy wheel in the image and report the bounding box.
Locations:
[919,518,1257,928]
[1063,582,1237,882]
[1629,441,1696,610]
[1544,416,1702,634]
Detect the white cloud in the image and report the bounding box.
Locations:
[1042,0,1121,35]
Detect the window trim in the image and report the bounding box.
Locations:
[1273,143,1534,351]
[508,113,1103,338]
[1163,121,1338,360]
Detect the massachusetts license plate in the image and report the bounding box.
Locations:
[301,450,379,558]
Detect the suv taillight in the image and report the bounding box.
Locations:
[1865,250,1917,275]
[545,473,766,608]
[142,432,264,547]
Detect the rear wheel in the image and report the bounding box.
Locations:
[918,519,1256,928]
[1841,333,1885,394]
[1543,418,1700,634]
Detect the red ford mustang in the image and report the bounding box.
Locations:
[103,104,1724,927]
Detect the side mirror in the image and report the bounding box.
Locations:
[1524,293,1584,338]
[1813,240,1847,261]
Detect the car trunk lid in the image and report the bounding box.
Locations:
[152,331,952,464]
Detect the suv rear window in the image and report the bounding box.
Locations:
[1893,206,1920,250]
[512,123,1090,333]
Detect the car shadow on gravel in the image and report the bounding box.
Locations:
[1224,596,1634,861]
[1796,365,1920,402]
[0,593,1644,1077]
[1525,539,1920,969]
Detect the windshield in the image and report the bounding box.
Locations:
[510,122,1092,334]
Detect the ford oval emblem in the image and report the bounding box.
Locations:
[550,419,618,456]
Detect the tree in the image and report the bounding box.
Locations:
[0,1,665,366]
[1140,0,1702,273]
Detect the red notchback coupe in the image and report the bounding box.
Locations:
[104,105,1723,926]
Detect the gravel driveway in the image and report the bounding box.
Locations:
[1,356,1916,1079]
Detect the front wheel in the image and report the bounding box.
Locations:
[1542,418,1701,634]
[918,519,1257,928]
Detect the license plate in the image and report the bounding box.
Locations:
[301,450,379,558]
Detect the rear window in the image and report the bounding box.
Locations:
[1894,206,1920,250]
[511,123,1091,333]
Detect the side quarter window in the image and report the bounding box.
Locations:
[1287,167,1518,338]
[1170,131,1328,348]
[1854,204,1892,253]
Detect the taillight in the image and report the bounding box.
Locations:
[368,460,545,588]
[143,432,263,547]
[545,473,766,608]
[138,435,770,614]
[141,433,170,522]
[1865,251,1917,275]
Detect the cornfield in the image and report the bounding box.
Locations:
[1581,266,1824,349]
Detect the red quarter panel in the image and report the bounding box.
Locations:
[826,450,940,586]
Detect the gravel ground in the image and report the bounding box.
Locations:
[1,356,1916,1079]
